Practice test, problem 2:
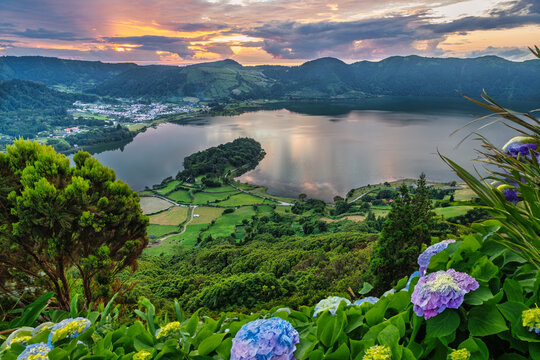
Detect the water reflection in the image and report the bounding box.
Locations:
[85,105,517,202]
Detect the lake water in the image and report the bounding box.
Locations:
[85,100,520,201]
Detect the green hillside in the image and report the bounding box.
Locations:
[0,56,136,91]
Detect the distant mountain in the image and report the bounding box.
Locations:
[91,59,273,100]
[1,55,539,101]
[0,56,136,91]
[0,79,95,112]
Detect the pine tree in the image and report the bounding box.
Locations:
[369,175,435,293]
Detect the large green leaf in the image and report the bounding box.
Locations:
[468,304,508,336]
[425,310,460,338]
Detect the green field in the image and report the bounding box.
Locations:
[147,224,178,238]
[148,206,188,225]
[155,180,181,195]
[202,206,256,239]
[167,189,192,203]
[139,196,172,214]
[454,187,476,201]
[168,224,208,247]
[192,191,238,204]
[215,193,275,206]
[203,185,236,193]
[190,207,224,225]
[435,206,474,218]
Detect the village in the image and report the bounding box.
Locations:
[69,101,209,122]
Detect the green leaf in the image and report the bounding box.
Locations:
[99,293,118,327]
[10,291,54,328]
[198,333,227,356]
[471,256,499,282]
[174,299,183,323]
[365,298,388,326]
[70,294,79,318]
[307,349,324,360]
[183,309,201,337]
[359,282,374,295]
[530,343,540,360]
[465,286,494,305]
[215,337,232,360]
[503,279,524,303]
[316,311,335,348]
[377,324,400,347]
[425,310,460,338]
[459,337,489,360]
[468,304,508,336]
[325,343,350,360]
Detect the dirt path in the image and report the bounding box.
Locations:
[148,205,197,247]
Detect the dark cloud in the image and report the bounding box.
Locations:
[422,13,540,34]
[11,28,92,41]
[103,35,195,59]
[174,23,228,32]
[244,15,430,59]
[489,0,540,16]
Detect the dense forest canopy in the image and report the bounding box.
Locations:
[176,137,266,181]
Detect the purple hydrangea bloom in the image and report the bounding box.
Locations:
[418,240,456,276]
[231,317,299,360]
[411,269,479,319]
[501,187,519,203]
[353,297,379,306]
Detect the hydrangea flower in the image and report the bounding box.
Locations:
[522,307,540,334]
[411,269,479,319]
[362,345,391,360]
[382,289,395,297]
[32,322,54,337]
[230,317,299,360]
[48,317,91,344]
[418,240,456,276]
[133,349,153,360]
[449,348,471,360]
[11,335,31,346]
[17,342,52,360]
[155,321,181,339]
[502,136,538,162]
[354,297,379,306]
[496,184,519,203]
[313,296,351,317]
[4,328,33,349]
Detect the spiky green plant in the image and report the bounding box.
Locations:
[440,47,540,269]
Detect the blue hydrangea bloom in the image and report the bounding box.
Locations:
[418,239,456,276]
[230,317,299,360]
[411,269,479,319]
[17,342,52,360]
[313,296,351,317]
[403,271,421,291]
[382,289,395,297]
[48,317,91,345]
[353,297,379,306]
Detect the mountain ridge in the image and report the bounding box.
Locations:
[1,55,539,101]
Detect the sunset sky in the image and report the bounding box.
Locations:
[1,0,539,65]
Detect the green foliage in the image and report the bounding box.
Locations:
[441,93,540,269]
[176,138,265,181]
[370,175,436,293]
[127,232,374,313]
[0,140,148,310]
